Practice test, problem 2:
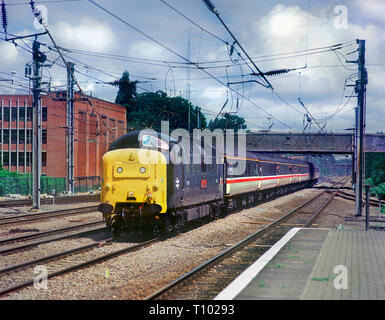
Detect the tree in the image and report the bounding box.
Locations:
[113,71,138,122]
[114,71,137,105]
[365,153,385,211]
[114,71,210,131]
[209,113,247,132]
[124,90,207,132]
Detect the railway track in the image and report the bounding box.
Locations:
[145,177,348,300]
[0,193,99,208]
[0,205,99,226]
[0,221,107,255]
[336,190,384,206]
[0,237,158,296]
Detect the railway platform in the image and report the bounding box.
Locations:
[215,227,385,300]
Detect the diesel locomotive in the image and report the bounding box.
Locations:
[98,130,319,234]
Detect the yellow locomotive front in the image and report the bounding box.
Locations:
[98,148,167,232]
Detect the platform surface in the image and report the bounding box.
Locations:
[215,228,385,300]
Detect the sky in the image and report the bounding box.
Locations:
[0,0,384,133]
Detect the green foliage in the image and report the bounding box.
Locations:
[365,153,385,199]
[209,113,247,132]
[0,165,100,196]
[125,90,207,132]
[114,71,248,133]
[0,166,31,195]
[114,71,138,106]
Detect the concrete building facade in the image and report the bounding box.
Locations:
[0,92,127,178]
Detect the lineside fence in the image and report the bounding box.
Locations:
[0,176,101,196]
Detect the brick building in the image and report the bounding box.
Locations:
[0,92,127,178]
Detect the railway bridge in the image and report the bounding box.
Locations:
[245,132,385,154]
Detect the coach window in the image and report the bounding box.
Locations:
[249,162,257,176]
[258,163,262,175]
[227,161,238,175]
[276,164,280,174]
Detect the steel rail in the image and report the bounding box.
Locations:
[0,226,107,255]
[0,238,158,297]
[0,220,104,246]
[336,190,384,206]
[0,205,99,226]
[0,238,113,276]
[0,194,99,208]
[145,177,347,300]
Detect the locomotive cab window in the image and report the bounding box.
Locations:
[140,134,169,150]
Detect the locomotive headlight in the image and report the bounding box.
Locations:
[116,167,123,174]
[140,167,146,174]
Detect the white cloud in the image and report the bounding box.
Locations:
[53,18,116,52]
[0,42,19,63]
[353,0,385,26]
[201,86,228,100]
[128,41,168,60]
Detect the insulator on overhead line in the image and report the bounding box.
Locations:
[202,0,216,13]
[251,68,296,77]
[29,0,35,11]
[1,0,7,33]
[229,42,235,57]
[25,64,32,78]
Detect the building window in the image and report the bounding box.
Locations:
[42,129,47,144]
[2,130,9,144]
[27,107,33,121]
[11,108,17,121]
[19,130,24,144]
[42,152,47,167]
[2,152,8,166]
[11,152,17,166]
[11,130,17,144]
[3,107,9,122]
[23,152,32,166]
[19,107,25,122]
[42,107,47,122]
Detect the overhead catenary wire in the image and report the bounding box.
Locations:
[41,40,352,70]
[87,0,296,131]
[28,1,115,132]
[0,3,357,132]
[201,0,272,89]
[160,0,228,45]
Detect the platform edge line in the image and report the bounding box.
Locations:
[214,227,303,300]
